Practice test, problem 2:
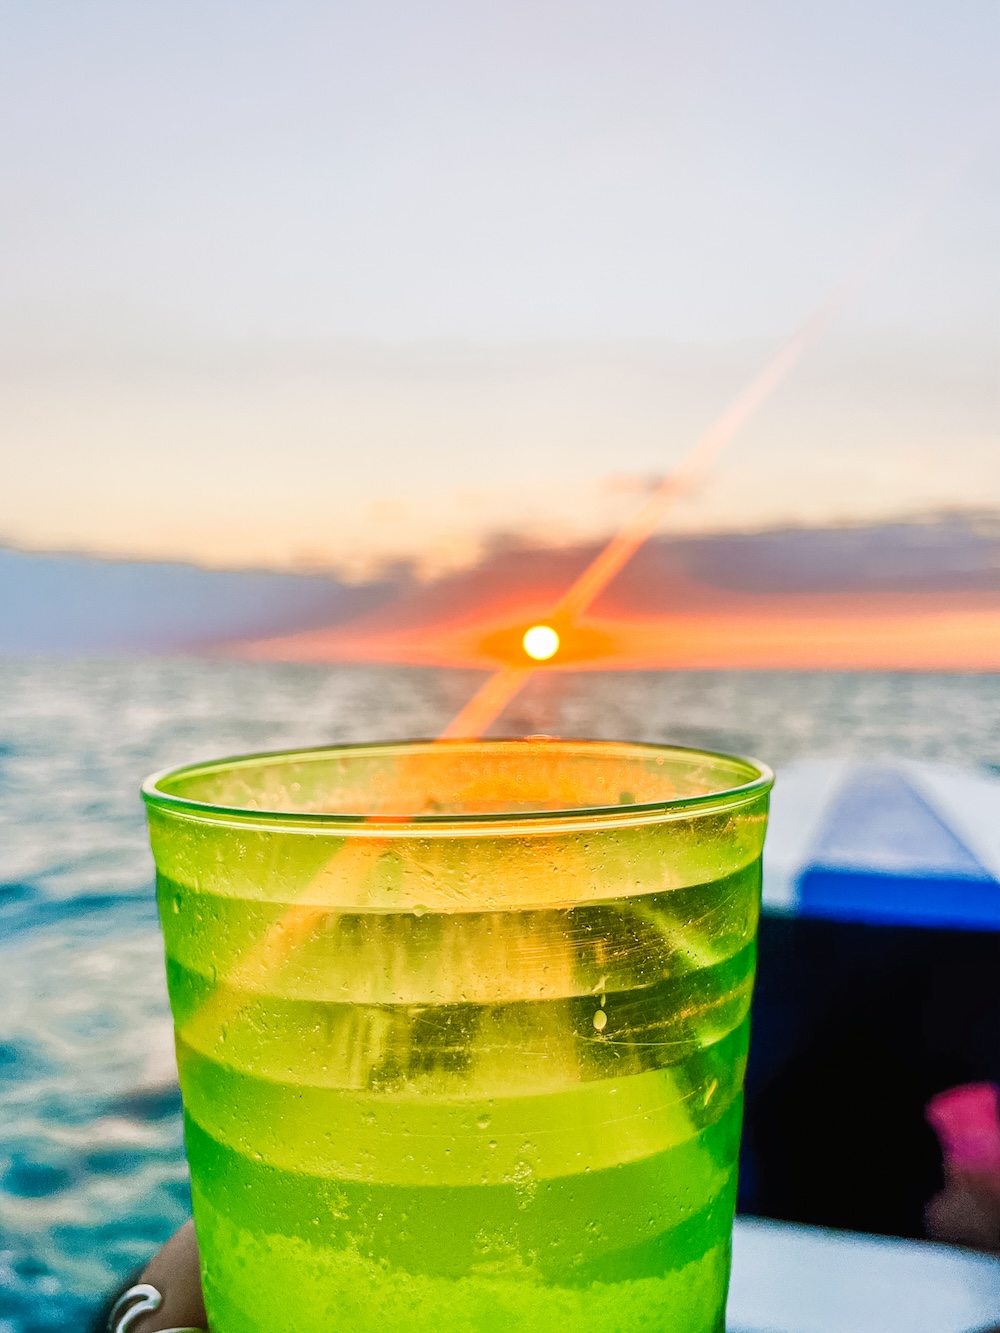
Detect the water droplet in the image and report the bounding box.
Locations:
[477,1114,491,1130]
[489,1140,498,1150]
[592,1009,607,1032]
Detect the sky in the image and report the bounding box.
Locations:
[0,0,997,577]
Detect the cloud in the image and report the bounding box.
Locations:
[1,334,996,577]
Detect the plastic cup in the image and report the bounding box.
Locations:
[143,738,772,1333]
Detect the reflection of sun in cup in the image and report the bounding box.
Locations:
[522,624,560,661]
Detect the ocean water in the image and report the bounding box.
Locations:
[1,658,998,1331]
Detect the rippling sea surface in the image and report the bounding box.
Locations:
[1,659,998,1331]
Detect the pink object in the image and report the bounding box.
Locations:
[926,1082,1000,1181]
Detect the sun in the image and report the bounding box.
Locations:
[522,624,560,661]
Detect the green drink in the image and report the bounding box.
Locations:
[144,739,771,1332]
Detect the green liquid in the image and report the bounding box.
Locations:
[162,862,758,1332]
[190,1111,738,1333]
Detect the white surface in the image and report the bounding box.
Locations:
[728,1217,1000,1333]
[761,760,850,913]
[905,761,1000,885]
[760,758,1000,917]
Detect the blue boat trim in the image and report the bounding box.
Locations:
[798,867,1000,930]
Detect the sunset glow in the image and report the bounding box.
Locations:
[240,588,1000,675]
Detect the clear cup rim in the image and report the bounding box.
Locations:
[142,737,774,836]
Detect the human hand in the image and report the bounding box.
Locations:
[109,1220,207,1332]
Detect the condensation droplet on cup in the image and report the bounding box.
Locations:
[592,1009,607,1032]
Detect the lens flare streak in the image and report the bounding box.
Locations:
[442,141,982,739]
[438,667,535,741]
